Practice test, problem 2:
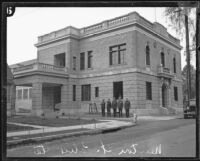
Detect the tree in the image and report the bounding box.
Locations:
[164,7,196,104]
[164,7,196,48]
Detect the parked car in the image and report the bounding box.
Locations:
[184,99,196,119]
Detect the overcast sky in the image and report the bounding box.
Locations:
[7,7,196,69]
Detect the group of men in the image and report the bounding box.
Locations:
[100,96,131,118]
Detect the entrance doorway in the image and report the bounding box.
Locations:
[54,86,61,111]
[113,81,123,99]
[162,84,167,107]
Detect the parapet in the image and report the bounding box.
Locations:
[35,11,180,47]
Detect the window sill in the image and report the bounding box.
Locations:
[87,67,93,70]
[146,66,151,71]
[109,63,127,67]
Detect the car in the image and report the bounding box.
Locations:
[184,99,196,119]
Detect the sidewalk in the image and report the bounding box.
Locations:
[7,119,133,137]
[7,114,182,147]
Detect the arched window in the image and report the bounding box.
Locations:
[161,52,165,67]
[146,45,150,66]
[173,57,176,73]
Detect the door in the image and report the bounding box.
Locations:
[162,84,167,107]
[113,81,123,99]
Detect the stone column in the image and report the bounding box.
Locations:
[32,82,43,116]
[61,84,68,111]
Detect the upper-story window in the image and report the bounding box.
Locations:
[88,51,93,69]
[160,52,165,67]
[73,56,76,71]
[109,43,126,66]
[54,53,65,67]
[173,57,176,73]
[80,52,85,70]
[146,45,150,66]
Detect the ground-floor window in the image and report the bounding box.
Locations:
[23,89,28,99]
[81,84,91,101]
[174,86,178,101]
[17,89,22,100]
[73,85,76,101]
[95,87,99,98]
[146,82,152,100]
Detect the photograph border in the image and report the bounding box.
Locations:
[1,1,199,160]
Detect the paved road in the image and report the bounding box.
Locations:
[7,118,196,157]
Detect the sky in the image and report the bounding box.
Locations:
[7,7,196,69]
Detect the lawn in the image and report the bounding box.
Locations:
[7,124,36,132]
[7,116,100,127]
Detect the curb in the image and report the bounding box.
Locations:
[7,123,136,148]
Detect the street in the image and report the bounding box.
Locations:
[7,118,196,157]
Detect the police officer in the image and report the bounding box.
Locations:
[101,99,106,117]
[107,98,111,117]
[118,96,123,117]
[124,98,131,118]
[112,97,117,117]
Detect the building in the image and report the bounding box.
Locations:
[7,65,16,116]
[10,11,183,116]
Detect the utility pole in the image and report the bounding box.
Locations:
[184,8,191,108]
[197,1,200,158]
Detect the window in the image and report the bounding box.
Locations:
[109,43,126,66]
[54,53,65,67]
[73,57,76,71]
[88,51,93,68]
[95,87,99,97]
[23,89,28,99]
[146,82,152,100]
[146,45,150,66]
[29,88,32,99]
[17,89,22,100]
[80,52,85,70]
[73,85,76,101]
[173,57,176,73]
[81,84,91,101]
[174,86,178,101]
[161,52,165,67]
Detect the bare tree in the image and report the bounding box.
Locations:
[164,7,196,106]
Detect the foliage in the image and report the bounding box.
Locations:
[164,7,196,49]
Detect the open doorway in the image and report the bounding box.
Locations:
[113,81,123,99]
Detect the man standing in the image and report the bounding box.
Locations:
[112,97,117,117]
[118,96,123,117]
[107,98,111,117]
[124,98,131,118]
[101,99,105,117]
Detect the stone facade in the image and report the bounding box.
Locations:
[10,11,183,116]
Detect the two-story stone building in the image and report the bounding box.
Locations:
[10,11,183,116]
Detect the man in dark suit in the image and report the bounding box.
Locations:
[101,99,106,117]
[118,96,123,117]
[124,98,131,118]
[106,98,111,117]
[112,97,117,117]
